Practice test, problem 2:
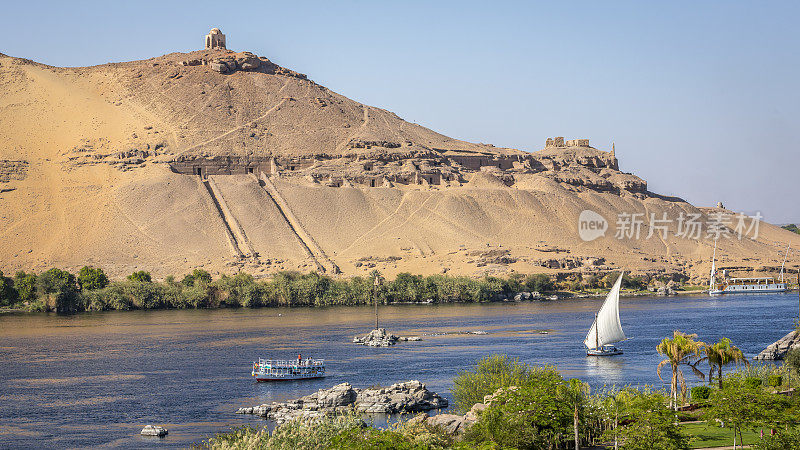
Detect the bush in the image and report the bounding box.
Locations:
[77,266,109,291]
[463,369,577,449]
[332,419,454,449]
[602,389,690,450]
[767,374,783,387]
[0,270,16,307]
[753,429,800,450]
[691,385,711,401]
[266,412,365,449]
[744,377,763,389]
[785,347,800,376]
[182,269,212,287]
[451,354,559,413]
[127,271,152,283]
[82,283,131,311]
[37,268,81,313]
[524,274,554,293]
[123,281,166,309]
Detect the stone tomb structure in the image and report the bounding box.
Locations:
[169,155,270,178]
[204,28,226,50]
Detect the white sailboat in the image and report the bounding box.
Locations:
[585,273,626,356]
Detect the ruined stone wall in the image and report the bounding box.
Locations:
[565,139,590,147]
[169,156,271,177]
[546,137,590,148]
[448,155,518,171]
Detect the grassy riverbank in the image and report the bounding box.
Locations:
[0,266,708,314]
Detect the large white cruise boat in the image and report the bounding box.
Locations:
[251,357,325,382]
[709,241,789,295]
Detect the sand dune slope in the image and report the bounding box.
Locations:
[1,51,798,281]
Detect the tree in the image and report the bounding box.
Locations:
[656,331,706,410]
[127,271,152,283]
[181,268,212,287]
[77,266,109,291]
[784,347,800,377]
[703,377,793,449]
[463,367,574,449]
[389,272,423,303]
[524,273,553,293]
[700,337,748,389]
[561,378,589,450]
[0,270,16,306]
[13,271,37,303]
[451,354,541,413]
[603,389,690,450]
[37,268,80,313]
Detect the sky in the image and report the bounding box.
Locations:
[4,1,799,223]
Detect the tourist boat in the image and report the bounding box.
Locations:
[251,357,325,382]
[708,241,789,295]
[584,273,626,356]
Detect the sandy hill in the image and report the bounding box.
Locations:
[1,46,798,282]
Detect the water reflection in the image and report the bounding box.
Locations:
[584,355,625,381]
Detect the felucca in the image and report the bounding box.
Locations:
[585,273,626,356]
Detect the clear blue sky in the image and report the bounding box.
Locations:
[5,1,799,223]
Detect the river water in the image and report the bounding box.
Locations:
[0,292,796,448]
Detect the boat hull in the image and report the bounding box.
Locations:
[252,358,326,382]
[253,373,326,382]
[709,283,787,295]
[587,347,623,356]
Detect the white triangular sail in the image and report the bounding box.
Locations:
[584,273,626,349]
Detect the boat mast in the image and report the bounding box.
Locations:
[595,312,599,350]
[710,238,718,290]
[780,243,790,283]
[373,275,380,330]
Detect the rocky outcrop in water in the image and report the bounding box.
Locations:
[236,380,447,424]
[140,425,168,437]
[353,328,421,347]
[754,330,800,360]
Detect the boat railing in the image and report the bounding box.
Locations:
[256,358,325,368]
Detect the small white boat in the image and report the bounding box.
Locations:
[584,273,626,356]
[709,240,789,294]
[251,357,325,382]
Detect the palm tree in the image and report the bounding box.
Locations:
[656,330,706,410]
[701,337,748,389]
[561,378,589,450]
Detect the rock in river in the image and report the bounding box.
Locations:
[353,328,406,347]
[236,380,447,424]
[140,425,168,437]
[754,330,800,360]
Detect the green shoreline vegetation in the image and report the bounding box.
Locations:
[200,343,800,450]
[0,266,697,314]
[783,224,800,235]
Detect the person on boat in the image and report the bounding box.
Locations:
[298,354,302,366]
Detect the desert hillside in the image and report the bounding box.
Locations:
[1,46,798,282]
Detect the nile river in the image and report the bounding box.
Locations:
[0,292,796,448]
